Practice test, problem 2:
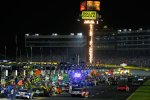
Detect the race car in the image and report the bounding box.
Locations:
[32,88,45,97]
[0,87,7,98]
[15,89,34,99]
[54,86,62,94]
[59,83,69,92]
[117,85,129,91]
[70,87,89,97]
[81,88,89,98]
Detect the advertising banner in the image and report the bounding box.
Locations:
[82,11,97,19]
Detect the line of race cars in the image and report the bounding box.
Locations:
[0,70,147,99]
[13,76,146,99]
[13,82,89,99]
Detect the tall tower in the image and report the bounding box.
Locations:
[80,0,101,64]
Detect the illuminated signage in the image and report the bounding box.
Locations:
[80,1,87,11]
[82,11,97,19]
[80,1,100,11]
[87,1,100,11]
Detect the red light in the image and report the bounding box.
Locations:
[80,1,87,11]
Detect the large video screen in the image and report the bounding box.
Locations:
[80,1,100,11]
[87,1,100,11]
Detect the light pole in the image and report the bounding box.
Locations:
[26,48,29,61]
[20,50,21,61]
[77,55,80,65]
[30,47,32,62]
[15,35,18,61]
[5,45,6,59]
[40,47,42,62]
[80,1,101,64]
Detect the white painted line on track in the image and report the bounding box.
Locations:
[126,87,139,100]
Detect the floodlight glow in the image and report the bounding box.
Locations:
[77,33,83,36]
[25,34,29,36]
[52,33,58,36]
[74,73,81,78]
[6,70,8,76]
[70,33,74,35]
[24,70,26,76]
[15,70,18,76]
[120,63,127,67]
[124,69,129,73]
[35,33,39,36]
[84,20,95,24]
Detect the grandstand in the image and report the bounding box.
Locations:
[24,29,150,67]
[94,28,150,67]
[25,33,87,64]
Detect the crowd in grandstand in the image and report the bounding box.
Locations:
[97,56,150,67]
[96,50,150,67]
[1,50,150,67]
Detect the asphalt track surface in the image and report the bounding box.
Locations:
[30,84,138,100]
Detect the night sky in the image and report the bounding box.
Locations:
[0,0,150,57]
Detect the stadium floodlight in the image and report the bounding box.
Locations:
[129,29,132,31]
[52,33,58,36]
[77,33,83,36]
[70,33,74,35]
[25,34,29,36]
[139,28,143,30]
[117,30,122,32]
[55,33,58,36]
[35,33,39,36]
